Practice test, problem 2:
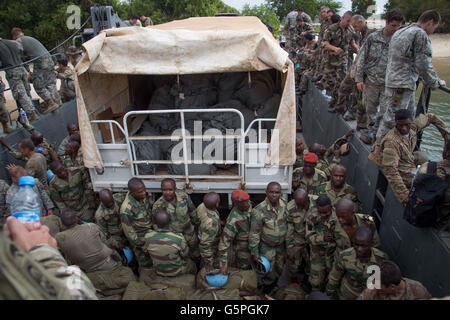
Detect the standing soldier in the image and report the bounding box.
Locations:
[297,8,312,24]
[12,28,61,113]
[286,189,311,283]
[375,10,446,146]
[56,58,76,103]
[292,152,327,194]
[315,165,362,212]
[218,189,252,273]
[249,182,288,293]
[326,226,388,300]
[298,33,319,94]
[322,11,355,113]
[140,14,154,27]
[0,39,37,121]
[95,189,128,253]
[312,8,334,81]
[120,177,153,269]
[333,198,379,255]
[0,79,14,133]
[306,194,337,291]
[284,8,298,58]
[65,46,82,68]
[152,178,199,261]
[48,160,95,221]
[355,9,404,145]
[191,192,221,272]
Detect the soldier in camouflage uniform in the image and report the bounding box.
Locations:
[371,110,448,205]
[56,58,76,103]
[249,182,288,291]
[62,140,84,169]
[312,8,332,80]
[322,11,355,112]
[0,78,14,133]
[298,34,319,93]
[294,138,308,169]
[286,189,311,282]
[284,8,298,58]
[57,124,79,157]
[152,178,199,261]
[355,10,404,145]
[315,165,362,212]
[375,10,446,145]
[292,152,327,194]
[306,194,337,291]
[0,216,97,300]
[218,190,252,273]
[49,160,95,221]
[95,189,128,252]
[0,179,10,227]
[191,192,221,271]
[120,177,153,269]
[144,209,196,277]
[334,198,380,255]
[295,16,314,47]
[326,226,388,300]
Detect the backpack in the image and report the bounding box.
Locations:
[403,162,450,228]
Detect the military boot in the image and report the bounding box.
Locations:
[27,111,39,122]
[1,121,15,134]
[42,99,60,114]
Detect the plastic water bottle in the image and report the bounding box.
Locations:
[10,176,40,224]
[412,165,421,183]
[19,108,30,126]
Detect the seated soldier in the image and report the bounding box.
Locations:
[294,138,308,169]
[144,208,196,277]
[333,198,380,255]
[56,209,135,297]
[218,189,252,274]
[49,160,96,222]
[57,123,79,156]
[95,189,128,253]
[152,178,199,261]
[360,260,431,300]
[63,140,84,169]
[315,164,362,212]
[292,152,327,194]
[326,226,388,300]
[191,192,221,272]
[120,177,153,270]
[306,194,337,292]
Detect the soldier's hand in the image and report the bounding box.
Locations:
[440,80,446,87]
[3,216,57,251]
[357,82,364,92]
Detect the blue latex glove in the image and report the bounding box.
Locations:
[123,246,133,265]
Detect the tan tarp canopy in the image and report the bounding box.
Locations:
[75,16,296,169]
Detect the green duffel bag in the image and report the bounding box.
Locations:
[122,281,187,300]
[139,267,196,292]
[187,288,242,300]
[196,267,258,294]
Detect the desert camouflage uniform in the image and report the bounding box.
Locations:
[249,197,288,286]
[292,167,327,194]
[95,192,128,251]
[376,23,443,144]
[120,191,153,268]
[217,206,252,269]
[0,232,97,300]
[144,227,196,277]
[355,28,392,137]
[326,247,388,300]
[322,23,354,106]
[360,277,431,300]
[379,113,447,203]
[305,207,337,291]
[315,181,362,212]
[6,178,54,216]
[0,179,10,227]
[286,198,311,279]
[56,68,75,102]
[333,214,380,255]
[49,166,95,221]
[152,191,199,259]
[191,202,221,267]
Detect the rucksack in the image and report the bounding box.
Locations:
[403,162,450,228]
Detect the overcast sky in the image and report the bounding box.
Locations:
[222,0,388,15]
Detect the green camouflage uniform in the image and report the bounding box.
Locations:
[305,207,337,291]
[144,227,196,277]
[294,149,308,170]
[286,198,311,279]
[217,206,252,269]
[312,18,331,79]
[56,68,75,102]
[0,232,97,300]
[49,166,95,222]
[191,202,221,267]
[95,192,128,251]
[379,113,447,203]
[333,214,380,255]
[62,151,84,169]
[19,124,58,165]
[0,179,10,227]
[152,191,199,259]
[292,167,327,194]
[326,247,388,300]
[314,181,362,212]
[249,197,288,286]
[120,191,153,268]
[9,149,48,188]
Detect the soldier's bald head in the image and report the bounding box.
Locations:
[99,189,114,207]
[204,192,220,210]
[60,209,78,227]
[332,164,346,175]
[336,198,355,213]
[128,177,144,191]
[293,188,308,201]
[30,131,43,146]
[154,209,170,228]
[352,226,373,243]
[267,181,281,191]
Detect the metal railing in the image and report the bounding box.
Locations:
[123,109,245,186]
[244,118,277,144]
[91,120,126,144]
